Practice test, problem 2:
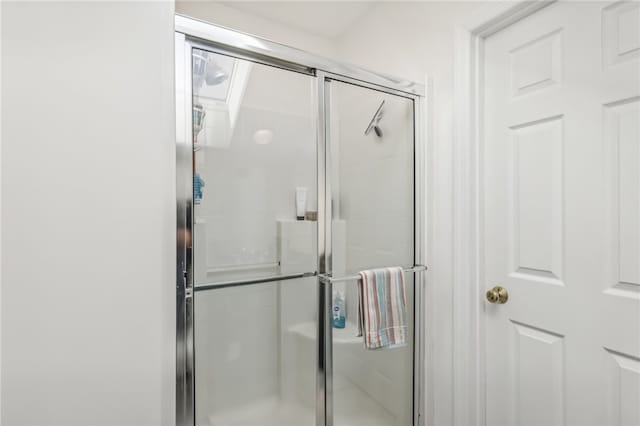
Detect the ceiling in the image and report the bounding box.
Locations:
[220,1,376,39]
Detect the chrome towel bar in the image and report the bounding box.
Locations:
[206,261,280,275]
[195,271,317,291]
[193,265,427,292]
[319,264,427,284]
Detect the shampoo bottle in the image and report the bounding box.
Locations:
[333,291,346,329]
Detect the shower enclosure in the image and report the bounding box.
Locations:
[175,16,426,426]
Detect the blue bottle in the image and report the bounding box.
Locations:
[333,291,346,329]
[194,173,205,205]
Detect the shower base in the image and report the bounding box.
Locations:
[206,382,398,426]
[204,320,406,426]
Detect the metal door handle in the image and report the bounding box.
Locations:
[486,286,508,304]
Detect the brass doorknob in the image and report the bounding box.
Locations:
[486,286,508,304]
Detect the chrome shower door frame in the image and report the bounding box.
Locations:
[318,73,426,426]
[175,30,194,425]
[175,15,426,426]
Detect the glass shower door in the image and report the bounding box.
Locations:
[190,47,318,426]
[326,79,416,426]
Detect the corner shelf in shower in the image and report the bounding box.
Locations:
[289,321,361,345]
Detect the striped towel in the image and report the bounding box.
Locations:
[356,267,408,350]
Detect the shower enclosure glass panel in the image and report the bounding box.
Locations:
[328,80,415,426]
[194,278,317,426]
[191,48,317,425]
[191,48,317,285]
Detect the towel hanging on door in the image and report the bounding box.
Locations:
[356,267,408,350]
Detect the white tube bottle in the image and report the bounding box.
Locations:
[295,187,307,220]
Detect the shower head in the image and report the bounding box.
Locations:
[193,52,229,89]
[364,100,385,137]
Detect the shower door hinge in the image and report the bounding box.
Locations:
[183,270,193,299]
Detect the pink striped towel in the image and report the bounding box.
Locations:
[356,267,408,350]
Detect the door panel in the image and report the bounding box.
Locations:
[605,98,640,294]
[509,116,564,285]
[327,80,415,426]
[191,49,317,426]
[484,2,640,425]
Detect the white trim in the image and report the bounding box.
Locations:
[420,74,432,426]
[451,2,555,425]
[422,73,435,426]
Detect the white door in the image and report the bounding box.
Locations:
[483,2,640,425]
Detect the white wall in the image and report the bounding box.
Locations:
[1,2,175,425]
[176,1,338,58]
[0,2,3,422]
